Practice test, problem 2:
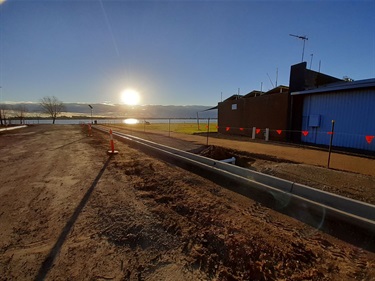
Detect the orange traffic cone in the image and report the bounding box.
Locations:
[108,129,118,154]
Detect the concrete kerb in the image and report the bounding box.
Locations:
[111,131,301,193]
[128,133,375,222]
[292,183,375,221]
[93,126,375,235]
[0,125,28,132]
[113,131,375,235]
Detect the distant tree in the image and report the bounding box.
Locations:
[39,96,65,124]
[14,104,28,124]
[32,110,42,124]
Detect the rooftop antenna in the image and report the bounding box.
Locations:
[275,67,278,87]
[289,34,308,62]
[310,54,313,69]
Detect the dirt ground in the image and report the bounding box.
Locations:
[0,125,375,280]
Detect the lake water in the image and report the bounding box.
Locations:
[20,118,217,125]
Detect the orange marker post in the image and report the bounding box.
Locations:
[108,129,119,154]
[87,124,92,137]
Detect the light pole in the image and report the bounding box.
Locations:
[88,104,93,124]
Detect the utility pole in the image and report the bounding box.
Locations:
[289,34,308,62]
[88,104,93,124]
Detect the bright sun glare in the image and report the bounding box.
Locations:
[121,89,140,105]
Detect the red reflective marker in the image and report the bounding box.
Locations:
[365,135,374,144]
[302,131,309,136]
[276,130,282,135]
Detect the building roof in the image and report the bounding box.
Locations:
[201,105,218,111]
[223,94,243,101]
[243,90,264,98]
[242,86,289,99]
[291,78,375,96]
[263,85,289,95]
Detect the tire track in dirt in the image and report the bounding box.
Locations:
[0,126,112,280]
[3,126,374,280]
[90,148,375,280]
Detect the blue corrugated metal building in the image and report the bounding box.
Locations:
[291,79,375,152]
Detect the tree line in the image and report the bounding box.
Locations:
[0,96,65,126]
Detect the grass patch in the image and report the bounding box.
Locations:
[112,122,218,135]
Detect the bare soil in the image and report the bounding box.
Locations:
[0,125,374,280]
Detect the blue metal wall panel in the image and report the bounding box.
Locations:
[301,89,375,151]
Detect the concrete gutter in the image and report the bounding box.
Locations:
[0,125,27,132]
[94,126,375,243]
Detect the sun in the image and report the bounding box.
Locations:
[120,89,140,105]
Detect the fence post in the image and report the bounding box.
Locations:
[196,112,200,131]
[168,118,171,137]
[252,127,256,139]
[265,128,269,141]
[327,120,335,168]
[206,118,210,146]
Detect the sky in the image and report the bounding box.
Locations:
[0,0,374,106]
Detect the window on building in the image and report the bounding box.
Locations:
[232,104,237,110]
